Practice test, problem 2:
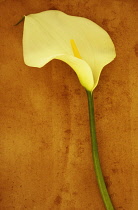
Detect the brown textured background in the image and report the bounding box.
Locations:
[0,0,138,209]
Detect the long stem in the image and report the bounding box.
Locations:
[86,90,114,210]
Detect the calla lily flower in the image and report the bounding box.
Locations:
[23,10,116,91]
[22,10,116,209]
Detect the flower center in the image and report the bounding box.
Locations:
[70,39,82,59]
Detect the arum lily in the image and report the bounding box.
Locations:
[23,10,115,91]
[22,10,116,210]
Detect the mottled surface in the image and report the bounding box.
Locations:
[0,0,138,209]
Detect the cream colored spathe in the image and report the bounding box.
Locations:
[23,10,116,91]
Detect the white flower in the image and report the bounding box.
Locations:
[23,10,116,91]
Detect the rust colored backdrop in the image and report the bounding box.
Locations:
[0,0,138,209]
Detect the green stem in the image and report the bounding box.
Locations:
[86,90,114,210]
